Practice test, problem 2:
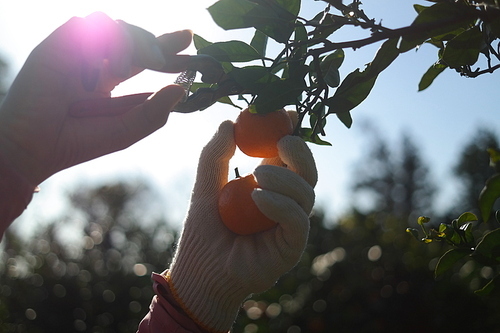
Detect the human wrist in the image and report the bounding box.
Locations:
[0,150,37,237]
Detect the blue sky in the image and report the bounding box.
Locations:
[1,0,499,237]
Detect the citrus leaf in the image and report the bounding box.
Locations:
[475,274,500,296]
[300,128,331,146]
[457,212,478,225]
[250,30,268,57]
[193,34,213,50]
[326,38,398,116]
[217,96,242,109]
[336,110,353,129]
[198,40,263,62]
[400,2,477,52]
[479,174,500,222]
[441,26,483,67]
[229,66,279,92]
[326,69,376,115]
[368,37,400,74]
[320,49,345,88]
[251,77,306,114]
[413,4,428,14]
[208,0,296,43]
[418,62,447,91]
[294,21,308,61]
[276,0,300,16]
[208,0,256,30]
[435,248,472,278]
[472,228,500,266]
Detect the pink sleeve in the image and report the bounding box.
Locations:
[0,152,35,238]
[137,273,211,333]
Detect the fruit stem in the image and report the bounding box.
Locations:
[234,167,241,178]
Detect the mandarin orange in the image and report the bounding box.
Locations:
[234,108,293,158]
[218,173,277,235]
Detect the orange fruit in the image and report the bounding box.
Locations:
[218,173,277,235]
[234,108,293,158]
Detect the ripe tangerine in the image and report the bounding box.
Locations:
[234,108,293,158]
[218,173,277,235]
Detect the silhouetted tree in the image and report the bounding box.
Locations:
[450,128,500,216]
[352,131,436,225]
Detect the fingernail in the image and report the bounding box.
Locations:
[117,20,167,70]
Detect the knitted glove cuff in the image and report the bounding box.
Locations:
[166,231,248,333]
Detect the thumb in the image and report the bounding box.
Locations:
[140,84,186,130]
[191,121,236,201]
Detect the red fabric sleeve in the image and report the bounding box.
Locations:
[137,272,212,333]
[0,152,35,238]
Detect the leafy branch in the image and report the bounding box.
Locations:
[192,0,500,145]
[407,148,500,296]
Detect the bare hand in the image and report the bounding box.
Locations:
[0,12,192,187]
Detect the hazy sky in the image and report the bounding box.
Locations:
[1,0,499,237]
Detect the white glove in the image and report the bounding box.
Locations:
[165,120,317,332]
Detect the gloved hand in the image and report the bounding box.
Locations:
[165,120,317,332]
[0,12,190,189]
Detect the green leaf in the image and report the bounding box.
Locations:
[326,69,376,115]
[479,174,500,222]
[475,274,500,296]
[294,22,308,60]
[250,30,268,57]
[309,103,326,127]
[208,0,257,30]
[193,34,213,50]
[320,49,345,88]
[400,2,476,52]
[457,212,479,225]
[251,77,306,113]
[326,38,399,116]
[473,228,500,266]
[487,17,500,39]
[276,0,300,16]
[441,26,483,67]
[229,66,279,92]
[435,248,472,278]
[418,62,447,91]
[413,4,428,14]
[368,38,400,74]
[208,0,297,43]
[198,40,263,62]
[300,128,332,146]
[439,223,457,244]
[336,110,353,128]
[217,96,242,109]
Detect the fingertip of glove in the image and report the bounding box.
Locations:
[216,120,235,142]
[277,136,318,188]
[200,120,236,162]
